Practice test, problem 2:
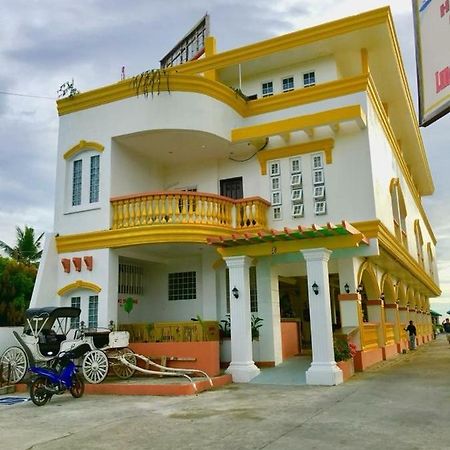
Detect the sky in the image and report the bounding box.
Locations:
[0,1,449,316]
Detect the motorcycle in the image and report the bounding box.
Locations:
[29,343,91,406]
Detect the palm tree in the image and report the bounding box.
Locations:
[0,225,44,265]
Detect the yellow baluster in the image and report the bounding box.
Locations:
[129,198,135,227]
[154,195,160,223]
[147,196,153,225]
[123,200,129,228]
[141,196,147,225]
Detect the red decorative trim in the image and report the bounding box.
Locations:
[72,257,82,272]
[338,293,361,301]
[83,256,93,271]
[61,258,71,273]
[384,304,398,309]
[367,299,383,306]
[398,306,408,311]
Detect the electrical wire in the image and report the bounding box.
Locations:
[228,137,269,162]
[0,90,55,100]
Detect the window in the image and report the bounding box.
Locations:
[292,203,304,218]
[290,174,302,187]
[273,207,282,220]
[303,71,316,87]
[262,81,274,97]
[414,220,424,267]
[89,155,100,203]
[312,153,323,169]
[427,243,435,279]
[271,191,282,205]
[390,178,408,247]
[72,160,82,206]
[282,76,294,92]
[313,186,325,200]
[314,201,327,215]
[71,297,80,329]
[88,296,98,328]
[271,177,281,191]
[313,169,324,185]
[290,158,301,174]
[119,262,144,295]
[168,271,196,301]
[291,189,303,202]
[269,161,280,176]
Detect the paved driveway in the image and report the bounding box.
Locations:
[1,337,449,450]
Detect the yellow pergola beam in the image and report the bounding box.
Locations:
[231,105,367,143]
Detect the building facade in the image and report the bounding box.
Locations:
[31,7,440,385]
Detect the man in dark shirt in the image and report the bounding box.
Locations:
[443,318,450,344]
[405,320,417,350]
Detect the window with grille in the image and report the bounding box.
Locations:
[118,263,144,295]
[313,186,325,200]
[282,76,294,92]
[269,161,280,176]
[291,189,303,202]
[71,297,80,329]
[168,271,196,301]
[89,155,100,203]
[72,159,82,206]
[262,81,274,97]
[303,71,316,87]
[314,201,327,215]
[290,174,302,187]
[312,153,323,169]
[313,169,324,185]
[292,203,304,218]
[273,206,282,220]
[271,176,280,191]
[290,158,301,174]
[88,296,98,328]
[271,191,282,205]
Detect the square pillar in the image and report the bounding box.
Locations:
[302,248,343,386]
[224,256,260,382]
[367,299,385,347]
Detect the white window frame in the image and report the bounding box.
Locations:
[314,201,327,215]
[290,157,301,174]
[312,153,323,170]
[271,176,281,191]
[281,76,295,92]
[291,189,303,202]
[292,204,304,218]
[313,185,325,200]
[269,161,280,177]
[271,191,282,206]
[313,169,324,185]
[272,206,282,220]
[262,81,274,97]
[303,71,316,88]
[290,173,302,187]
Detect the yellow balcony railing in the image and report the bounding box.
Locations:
[111,191,270,231]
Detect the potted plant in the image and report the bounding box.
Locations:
[334,336,357,380]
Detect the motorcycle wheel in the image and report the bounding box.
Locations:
[70,373,85,398]
[30,377,52,406]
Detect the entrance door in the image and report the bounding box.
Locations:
[220,177,243,200]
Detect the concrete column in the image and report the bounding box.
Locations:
[337,294,363,350]
[256,258,282,365]
[101,249,119,328]
[385,303,401,342]
[224,256,260,382]
[302,248,343,386]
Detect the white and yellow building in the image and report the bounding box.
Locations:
[31,7,440,385]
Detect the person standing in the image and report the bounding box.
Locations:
[442,318,450,344]
[405,320,417,350]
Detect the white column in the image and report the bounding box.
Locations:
[201,250,218,320]
[256,258,282,365]
[302,248,343,386]
[224,256,260,382]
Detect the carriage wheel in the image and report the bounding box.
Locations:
[112,348,136,379]
[82,350,109,384]
[0,346,28,384]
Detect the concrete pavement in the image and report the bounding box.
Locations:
[1,337,450,450]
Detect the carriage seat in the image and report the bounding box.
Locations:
[85,330,110,349]
[38,329,65,356]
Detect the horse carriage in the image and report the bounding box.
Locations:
[0,307,136,384]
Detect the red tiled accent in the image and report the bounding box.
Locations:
[72,257,82,272]
[61,258,71,273]
[83,256,93,271]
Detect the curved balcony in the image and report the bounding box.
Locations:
[111,191,270,232]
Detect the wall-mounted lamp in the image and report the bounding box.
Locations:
[357,284,364,294]
[312,282,319,295]
[232,287,239,299]
[344,283,350,294]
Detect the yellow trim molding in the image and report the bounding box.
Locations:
[231,105,366,143]
[257,139,334,175]
[63,140,105,160]
[57,280,102,296]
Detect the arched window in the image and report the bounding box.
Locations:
[390,179,408,247]
[427,243,435,279]
[414,220,424,267]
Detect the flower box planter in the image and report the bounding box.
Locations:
[336,358,355,381]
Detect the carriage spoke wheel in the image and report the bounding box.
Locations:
[82,350,109,384]
[0,347,28,384]
[112,348,136,379]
